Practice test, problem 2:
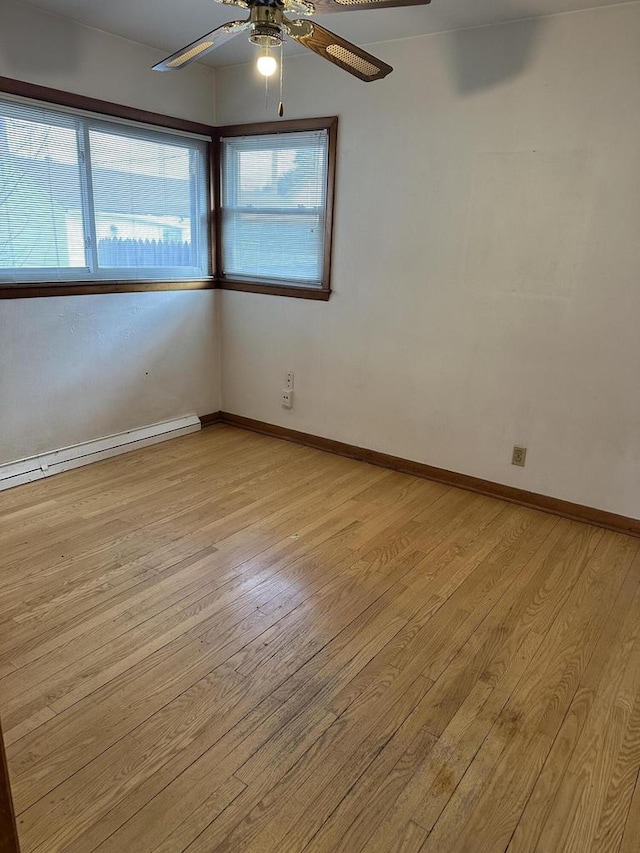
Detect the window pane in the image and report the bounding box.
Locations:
[0,101,86,273]
[223,211,324,283]
[0,95,210,285]
[89,129,206,273]
[221,130,329,286]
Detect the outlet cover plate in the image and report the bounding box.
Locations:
[512,446,527,467]
[282,390,293,409]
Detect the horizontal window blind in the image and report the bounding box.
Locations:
[220,130,329,288]
[0,96,210,284]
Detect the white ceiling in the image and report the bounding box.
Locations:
[21,0,628,66]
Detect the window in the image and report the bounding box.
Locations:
[0,95,210,286]
[218,118,337,299]
[0,80,336,300]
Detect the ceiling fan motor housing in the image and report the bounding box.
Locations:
[248,4,284,46]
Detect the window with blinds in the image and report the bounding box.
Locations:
[220,128,331,290]
[0,96,210,284]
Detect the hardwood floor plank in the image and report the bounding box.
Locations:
[0,426,637,853]
[530,555,640,853]
[507,551,640,852]
[263,676,437,853]
[303,684,439,853]
[420,530,637,853]
[20,548,418,849]
[619,760,640,853]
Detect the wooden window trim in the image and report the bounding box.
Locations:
[0,280,216,299]
[218,280,330,301]
[214,117,338,301]
[0,76,213,137]
[0,78,336,301]
[0,77,216,298]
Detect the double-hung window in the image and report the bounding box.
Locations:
[218,118,336,298]
[0,96,210,286]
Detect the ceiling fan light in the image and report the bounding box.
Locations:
[257,54,278,76]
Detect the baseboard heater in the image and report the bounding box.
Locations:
[0,414,201,492]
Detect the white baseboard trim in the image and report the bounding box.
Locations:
[0,414,201,492]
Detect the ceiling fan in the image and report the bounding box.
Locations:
[152,0,431,83]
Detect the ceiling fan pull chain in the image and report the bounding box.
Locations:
[278,39,285,117]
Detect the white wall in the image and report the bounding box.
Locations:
[0,0,215,123]
[0,1,219,464]
[216,3,640,519]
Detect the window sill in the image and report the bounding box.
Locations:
[0,279,216,299]
[217,279,330,301]
[0,278,331,301]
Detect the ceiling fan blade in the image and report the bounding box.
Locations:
[309,0,430,12]
[284,19,392,81]
[152,21,250,71]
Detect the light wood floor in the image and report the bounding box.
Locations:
[1,425,640,853]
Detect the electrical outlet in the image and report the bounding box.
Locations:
[512,446,527,467]
[285,371,294,390]
[281,390,293,409]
